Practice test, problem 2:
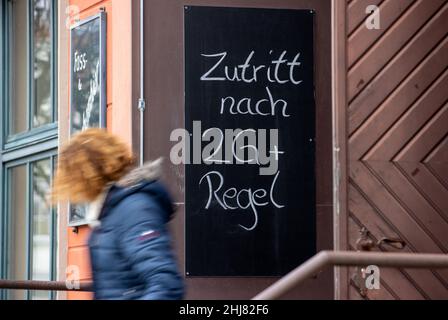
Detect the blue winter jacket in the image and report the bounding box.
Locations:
[88,170,184,300]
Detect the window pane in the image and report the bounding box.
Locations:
[31,159,52,300]
[8,165,28,300]
[33,0,52,128]
[10,0,28,135]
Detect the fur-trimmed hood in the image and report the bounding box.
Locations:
[86,158,168,227]
[116,158,163,188]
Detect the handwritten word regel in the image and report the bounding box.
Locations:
[200,170,285,231]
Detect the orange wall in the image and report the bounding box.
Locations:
[66,0,133,300]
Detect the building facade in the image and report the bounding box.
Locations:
[0,0,447,300]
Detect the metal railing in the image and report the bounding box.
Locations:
[252,251,448,300]
[0,280,93,292]
[1,251,447,299]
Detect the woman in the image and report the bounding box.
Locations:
[52,129,184,300]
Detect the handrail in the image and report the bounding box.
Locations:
[1,251,447,298]
[0,280,93,292]
[253,251,448,300]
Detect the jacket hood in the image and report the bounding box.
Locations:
[86,158,174,227]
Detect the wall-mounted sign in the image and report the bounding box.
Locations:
[185,6,316,276]
[69,12,107,227]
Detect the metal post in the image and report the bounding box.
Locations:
[138,0,146,167]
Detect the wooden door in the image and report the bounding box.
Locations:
[346,0,448,299]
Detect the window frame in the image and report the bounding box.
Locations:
[2,0,58,147]
[0,0,59,300]
[1,150,58,300]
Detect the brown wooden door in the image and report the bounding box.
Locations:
[346,0,448,299]
[136,0,334,299]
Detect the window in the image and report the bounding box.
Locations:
[1,0,58,300]
[9,0,28,135]
[7,165,27,300]
[4,0,57,141]
[3,153,57,300]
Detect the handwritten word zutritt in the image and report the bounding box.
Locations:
[200,50,303,85]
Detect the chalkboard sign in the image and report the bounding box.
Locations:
[70,12,106,134]
[184,7,316,276]
[69,13,107,227]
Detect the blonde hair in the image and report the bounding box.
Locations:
[52,129,135,203]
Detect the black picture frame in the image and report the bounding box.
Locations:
[68,12,107,227]
[184,6,316,276]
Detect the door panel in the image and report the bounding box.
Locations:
[347,0,448,300]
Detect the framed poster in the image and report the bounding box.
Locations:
[185,6,316,276]
[68,12,107,226]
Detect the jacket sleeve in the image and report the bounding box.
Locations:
[116,194,184,300]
